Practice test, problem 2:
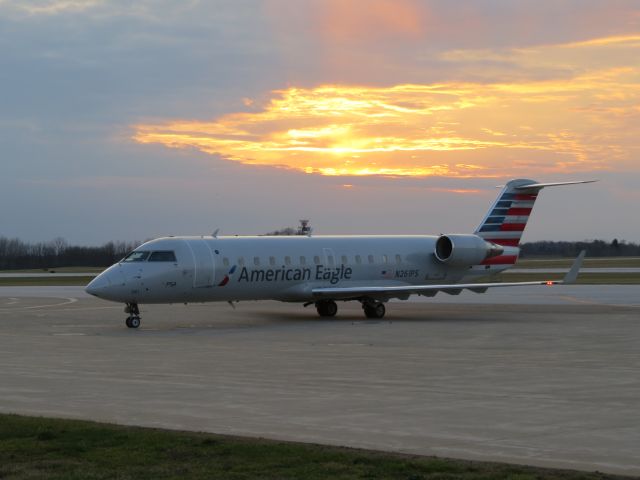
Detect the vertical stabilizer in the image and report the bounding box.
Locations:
[474,179,596,267]
[475,179,540,248]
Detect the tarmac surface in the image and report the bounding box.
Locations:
[0,285,639,475]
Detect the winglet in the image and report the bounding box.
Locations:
[562,250,586,284]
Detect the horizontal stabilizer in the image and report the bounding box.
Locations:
[514,180,597,190]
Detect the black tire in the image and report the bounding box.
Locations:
[364,302,385,319]
[316,300,338,317]
[125,316,132,328]
[129,316,141,329]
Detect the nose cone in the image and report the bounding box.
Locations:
[85,265,129,302]
[85,271,112,297]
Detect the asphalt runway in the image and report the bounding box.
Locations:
[0,285,639,476]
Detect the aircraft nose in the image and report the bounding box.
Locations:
[85,272,111,297]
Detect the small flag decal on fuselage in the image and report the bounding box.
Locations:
[218,265,237,287]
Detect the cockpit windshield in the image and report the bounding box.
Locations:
[148,251,177,262]
[122,251,150,262]
[122,250,177,263]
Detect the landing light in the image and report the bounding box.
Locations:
[546,281,554,286]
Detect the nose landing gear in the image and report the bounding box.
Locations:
[125,303,141,329]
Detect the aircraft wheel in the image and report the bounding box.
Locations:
[125,316,141,328]
[316,300,338,317]
[364,302,385,319]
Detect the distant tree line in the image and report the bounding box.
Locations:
[0,236,139,270]
[520,239,640,258]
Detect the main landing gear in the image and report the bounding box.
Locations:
[363,301,385,319]
[314,299,386,319]
[316,299,338,317]
[125,303,141,329]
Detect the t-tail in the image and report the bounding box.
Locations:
[474,179,596,267]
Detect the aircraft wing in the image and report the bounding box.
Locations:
[313,250,586,301]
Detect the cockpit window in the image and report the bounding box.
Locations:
[122,251,150,262]
[148,251,177,262]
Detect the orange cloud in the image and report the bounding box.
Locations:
[133,34,640,178]
[314,0,424,43]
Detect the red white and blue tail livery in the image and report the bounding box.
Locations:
[86,179,595,328]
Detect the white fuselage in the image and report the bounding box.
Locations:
[84,178,593,328]
[87,235,514,305]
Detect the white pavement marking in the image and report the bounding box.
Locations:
[0,297,78,312]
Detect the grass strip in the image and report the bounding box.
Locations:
[497,272,640,284]
[0,276,95,287]
[0,413,627,480]
[0,267,103,274]
[516,257,640,268]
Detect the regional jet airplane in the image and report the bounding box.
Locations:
[86,179,592,328]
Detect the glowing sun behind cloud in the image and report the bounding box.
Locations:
[133,35,640,178]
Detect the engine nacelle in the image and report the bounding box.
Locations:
[434,234,504,267]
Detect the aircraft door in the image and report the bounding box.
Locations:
[188,239,216,288]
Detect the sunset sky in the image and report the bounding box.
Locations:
[1,0,638,244]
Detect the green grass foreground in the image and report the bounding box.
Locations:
[0,414,626,480]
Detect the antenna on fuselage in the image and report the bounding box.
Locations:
[212,228,220,238]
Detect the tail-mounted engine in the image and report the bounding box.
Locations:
[434,234,504,267]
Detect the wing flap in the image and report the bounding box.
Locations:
[312,279,560,300]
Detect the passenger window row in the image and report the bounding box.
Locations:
[124,251,402,267]
[222,254,404,267]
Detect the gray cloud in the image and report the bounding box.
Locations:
[1,0,638,243]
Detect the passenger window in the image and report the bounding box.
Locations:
[355,255,362,265]
[313,255,320,265]
[254,256,260,266]
[395,254,402,264]
[122,251,150,262]
[382,254,388,264]
[269,256,276,266]
[300,256,306,266]
[148,251,177,262]
[327,255,335,266]
[238,257,245,267]
[285,256,291,266]
[341,255,348,265]
[368,254,374,264]
[223,257,229,267]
